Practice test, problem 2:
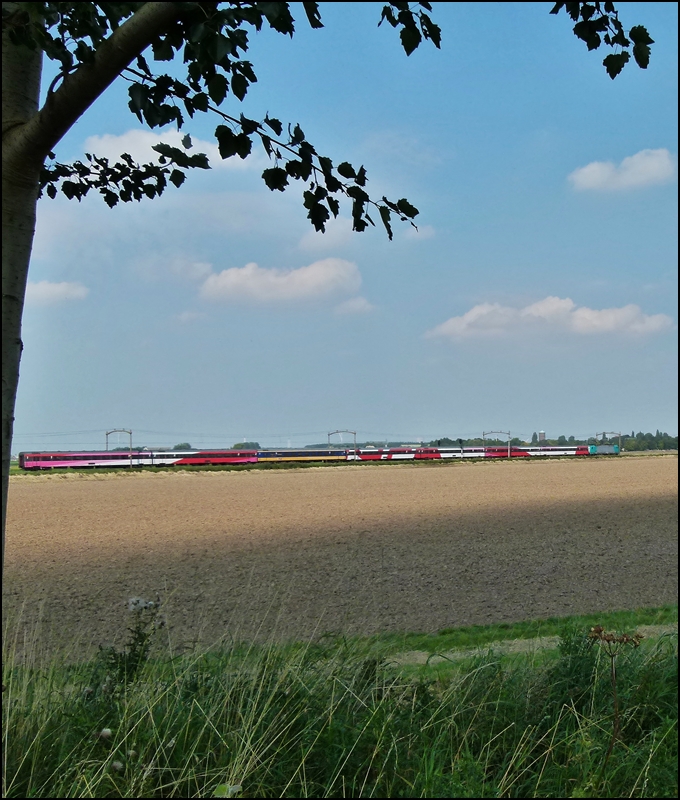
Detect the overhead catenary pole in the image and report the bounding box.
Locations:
[483,430,512,458]
[596,432,622,451]
[106,429,133,467]
[328,430,357,460]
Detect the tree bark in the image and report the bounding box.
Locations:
[1,1,186,568]
[2,11,42,569]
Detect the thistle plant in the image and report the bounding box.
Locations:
[96,595,164,688]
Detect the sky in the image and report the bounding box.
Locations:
[13,2,678,454]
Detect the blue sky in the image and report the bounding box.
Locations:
[14,2,678,453]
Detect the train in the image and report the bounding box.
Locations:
[18,443,619,470]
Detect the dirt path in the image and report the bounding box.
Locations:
[390,623,679,666]
[3,456,677,659]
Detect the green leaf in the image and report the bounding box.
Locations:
[215,130,253,160]
[379,205,393,240]
[291,124,305,145]
[152,37,174,61]
[307,199,330,231]
[419,13,441,48]
[189,22,206,43]
[207,73,228,104]
[182,134,192,149]
[169,170,185,188]
[347,186,369,203]
[208,33,232,63]
[580,4,596,22]
[285,159,313,181]
[258,2,296,36]
[379,5,398,28]
[603,51,629,79]
[610,28,630,48]
[564,2,581,22]
[327,195,339,217]
[400,24,422,56]
[215,125,239,159]
[136,53,152,77]
[355,166,367,187]
[336,162,356,179]
[573,20,601,51]
[102,190,118,208]
[352,216,369,233]
[262,167,289,191]
[298,141,316,162]
[629,25,654,46]
[238,134,253,158]
[231,73,248,101]
[238,61,258,84]
[318,156,333,176]
[302,2,324,29]
[192,92,209,112]
[632,42,651,69]
[260,134,272,155]
[396,198,418,218]
[142,102,162,128]
[264,116,283,136]
[128,83,148,115]
[61,181,79,200]
[187,153,210,170]
[240,115,260,135]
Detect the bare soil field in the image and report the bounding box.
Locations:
[3,456,677,659]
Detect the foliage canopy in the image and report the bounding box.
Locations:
[3,2,653,239]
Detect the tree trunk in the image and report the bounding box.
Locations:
[2,21,43,568]
[1,1,187,569]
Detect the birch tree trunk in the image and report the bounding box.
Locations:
[1,1,186,568]
[2,20,43,568]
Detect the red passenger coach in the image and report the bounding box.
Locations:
[171,451,258,466]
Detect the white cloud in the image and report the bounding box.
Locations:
[84,128,267,171]
[25,280,89,306]
[570,304,671,334]
[521,295,576,321]
[298,216,354,251]
[568,148,677,191]
[334,296,375,315]
[199,258,361,304]
[426,296,674,340]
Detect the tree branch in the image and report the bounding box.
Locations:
[5,2,187,170]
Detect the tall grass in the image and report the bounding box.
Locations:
[3,607,677,798]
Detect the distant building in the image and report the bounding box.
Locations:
[538,431,546,442]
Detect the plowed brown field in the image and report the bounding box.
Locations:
[4,456,677,659]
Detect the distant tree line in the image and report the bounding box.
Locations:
[430,432,678,451]
[620,431,678,451]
